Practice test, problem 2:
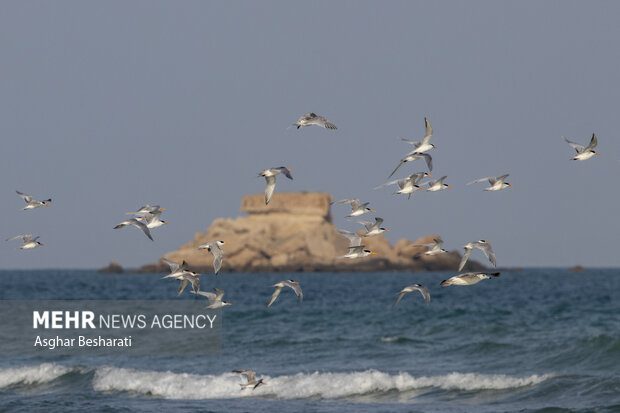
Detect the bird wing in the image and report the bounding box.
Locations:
[415,284,431,306]
[210,246,224,274]
[563,136,584,152]
[479,243,497,267]
[162,258,179,273]
[285,281,303,302]
[388,159,407,178]
[177,279,188,296]
[132,219,154,241]
[458,248,473,271]
[435,176,447,185]
[278,167,293,180]
[214,288,225,300]
[467,177,493,185]
[584,133,598,151]
[267,286,283,307]
[419,153,433,171]
[393,291,407,307]
[333,198,355,205]
[264,175,276,204]
[16,191,33,203]
[7,234,29,242]
[373,217,384,228]
[422,117,433,144]
[374,179,400,189]
[337,229,362,247]
[353,220,374,232]
[496,174,509,183]
[312,115,337,130]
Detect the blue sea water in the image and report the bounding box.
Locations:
[0,268,619,412]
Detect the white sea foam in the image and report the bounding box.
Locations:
[92,367,554,400]
[0,363,72,388]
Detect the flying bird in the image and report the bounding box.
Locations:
[198,240,229,274]
[399,117,435,153]
[458,240,496,271]
[388,152,432,178]
[337,228,377,259]
[354,217,389,237]
[563,134,600,160]
[191,288,231,308]
[113,218,154,241]
[440,272,500,287]
[7,234,44,249]
[259,167,293,204]
[267,280,303,307]
[467,174,512,191]
[294,112,337,130]
[176,272,201,296]
[232,370,267,390]
[126,204,165,217]
[331,198,374,217]
[16,191,51,210]
[426,176,452,192]
[140,211,168,229]
[414,237,448,256]
[393,284,430,306]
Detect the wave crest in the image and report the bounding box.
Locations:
[93,367,553,400]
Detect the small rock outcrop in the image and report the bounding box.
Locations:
[140,192,485,273]
[99,261,124,274]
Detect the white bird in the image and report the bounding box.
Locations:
[394,284,430,306]
[16,191,51,210]
[126,204,165,217]
[294,112,337,130]
[113,218,154,241]
[7,234,44,249]
[191,288,231,308]
[467,174,512,191]
[161,258,191,279]
[198,240,229,274]
[176,272,201,296]
[259,167,293,204]
[459,240,496,271]
[232,370,267,390]
[375,172,431,199]
[426,176,452,192]
[399,117,435,153]
[441,272,500,287]
[414,237,448,256]
[337,228,377,259]
[267,280,303,307]
[388,152,432,178]
[355,217,389,237]
[331,198,374,217]
[140,211,168,229]
[563,134,600,160]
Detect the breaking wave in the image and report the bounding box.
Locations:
[92,366,553,400]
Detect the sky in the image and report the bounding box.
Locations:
[1,1,619,269]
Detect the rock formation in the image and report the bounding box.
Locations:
[99,261,124,274]
[139,192,484,273]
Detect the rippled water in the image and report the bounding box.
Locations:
[0,268,619,412]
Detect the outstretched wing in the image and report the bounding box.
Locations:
[458,248,472,271]
[264,175,276,205]
[563,136,584,153]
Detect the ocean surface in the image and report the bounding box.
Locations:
[0,268,619,412]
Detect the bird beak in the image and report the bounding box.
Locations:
[507,184,513,187]
[163,222,169,224]
[292,281,299,284]
[447,186,452,188]
[427,174,432,177]
[160,208,166,210]
[287,168,292,171]
[195,273,201,276]
[369,209,375,212]
[370,252,377,255]
[225,302,232,306]
[384,229,390,231]
[595,152,601,155]
[485,242,491,244]
[224,242,230,245]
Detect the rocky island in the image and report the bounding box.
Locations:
[137,192,484,273]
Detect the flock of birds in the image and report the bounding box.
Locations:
[8,112,601,390]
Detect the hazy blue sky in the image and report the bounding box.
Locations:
[2,1,619,269]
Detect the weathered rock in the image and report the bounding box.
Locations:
[138,192,485,273]
[99,261,124,274]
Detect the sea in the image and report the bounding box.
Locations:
[0,268,618,412]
